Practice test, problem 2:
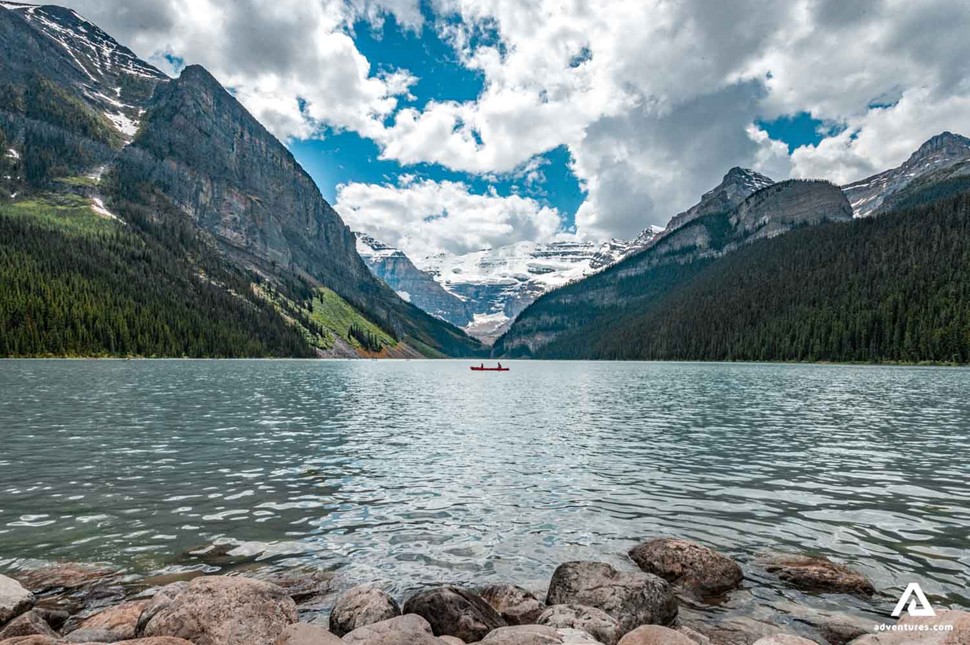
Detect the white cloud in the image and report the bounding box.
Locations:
[57,0,970,249]
[334,178,563,259]
[61,0,422,140]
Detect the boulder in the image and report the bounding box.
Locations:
[440,638,466,645]
[849,609,970,644]
[536,605,620,645]
[115,636,193,645]
[328,584,400,636]
[403,586,507,642]
[64,627,123,642]
[761,555,874,596]
[752,637,818,645]
[272,622,343,644]
[616,625,695,645]
[341,613,443,644]
[0,611,57,640]
[17,563,116,593]
[137,575,297,645]
[0,575,34,625]
[545,562,677,634]
[0,637,60,645]
[627,538,742,598]
[68,600,148,641]
[480,585,545,626]
[479,625,601,644]
[676,626,711,644]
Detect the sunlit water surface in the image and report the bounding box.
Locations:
[1,360,967,613]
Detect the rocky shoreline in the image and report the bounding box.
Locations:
[1,537,966,644]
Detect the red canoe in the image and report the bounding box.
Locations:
[470,366,509,371]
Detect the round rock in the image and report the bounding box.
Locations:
[137,575,297,645]
[68,599,148,641]
[0,610,57,640]
[617,625,696,645]
[480,624,601,644]
[545,562,677,635]
[403,586,507,642]
[0,574,34,625]
[329,584,401,636]
[761,555,874,596]
[627,538,742,598]
[480,585,545,626]
[341,613,446,644]
[752,636,819,645]
[537,605,620,645]
[272,622,343,644]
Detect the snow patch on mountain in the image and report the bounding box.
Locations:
[842,131,970,217]
[356,231,658,342]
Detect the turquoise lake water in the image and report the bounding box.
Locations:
[0,359,967,611]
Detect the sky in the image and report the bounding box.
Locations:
[54,0,970,260]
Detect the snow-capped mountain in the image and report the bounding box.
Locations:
[355,234,474,328]
[664,167,774,233]
[842,132,970,218]
[356,232,659,342]
[1,2,167,139]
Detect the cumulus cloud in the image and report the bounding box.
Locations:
[334,178,563,259]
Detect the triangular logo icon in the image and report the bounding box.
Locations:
[891,583,935,617]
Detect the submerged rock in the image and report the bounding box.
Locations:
[17,564,117,593]
[0,575,34,625]
[616,625,696,645]
[403,586,507,642]
[480,585,545,626]
[545,562,677,634]
[628,538,742,598]
[328,584,401,637]
[761,555,874,596]
[536,605,620,645]
[137,575,297,645]
[479,624,600,644]
[752,636,819,645]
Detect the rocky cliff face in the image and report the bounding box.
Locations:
[116,65,480,356]
[122,65,371,294]
[843,132,970,217]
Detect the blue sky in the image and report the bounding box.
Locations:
[289,12,586,231]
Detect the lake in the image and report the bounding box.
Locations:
[0,359,968,615]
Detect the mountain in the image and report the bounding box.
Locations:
[529,190,970,362]
[355,232,474,328]
[843,131,970,217]
[355,232,660,343]
[0,2,166,139]
[0,3,483,358]
[494,178,852,357]
[665,166,774,232]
